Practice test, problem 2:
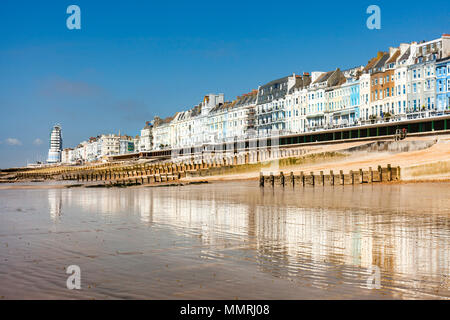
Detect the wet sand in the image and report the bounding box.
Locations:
[0,181,449,299]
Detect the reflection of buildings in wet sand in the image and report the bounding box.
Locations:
[148,191,250,246]
[48,189,62,221]
[252,205,450,295]
[62,189,154,223]
[148,189,450,291]
[59,186,450,293]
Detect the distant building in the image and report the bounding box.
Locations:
[61,148,74,164]
[436,56,450,111]
[138,121,153,152]
[47,124,62,163]
[407,36,450,113]
[153,115,174,150]
[119,135,135,154]
[256,74,297,136]
[99,134,120,157]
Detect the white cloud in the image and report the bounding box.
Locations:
[5,138,22,146]
[33,138,43,146]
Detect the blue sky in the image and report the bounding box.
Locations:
[0,0,449,168]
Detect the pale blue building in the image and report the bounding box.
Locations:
[436,57,450,111]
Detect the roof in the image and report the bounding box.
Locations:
[153,114,175,127]
[372,53,390,70]
[398,47,411,62]
[363,56,379,72]
[386,49,401,64]
[311,69,346,88]
[288,74,312,93]
[210,90,257,114]
[259,75,290,89]
[312,71,334,84]
[257,75,291,105]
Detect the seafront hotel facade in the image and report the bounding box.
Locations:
[64,34,450,163]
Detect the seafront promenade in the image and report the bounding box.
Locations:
[2,132,450,188]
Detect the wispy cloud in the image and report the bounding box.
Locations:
[38,76,105,98]
[33,138,43,146]
[112,100,154,123]
[5,138,22,146]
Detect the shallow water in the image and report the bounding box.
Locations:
[0,181,449,299]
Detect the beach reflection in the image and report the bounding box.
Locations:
[1,181,449,299]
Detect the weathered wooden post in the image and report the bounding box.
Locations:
[369,167,373,183]
[280,172,285,187]
[270,173,274,187]
[290,172,294,187]
[300,171,304,187]
[320,171,324,186]
[350,170,354,184]
[359,169,363,184]
[330,170,334,186]
[310,172,315,186]
[378,165,382,182]
[397,166,401,180]
[387,164,392,181]
[259,172,264,187]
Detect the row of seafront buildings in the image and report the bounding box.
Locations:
[61,129,152,164]
[60,34,450,164]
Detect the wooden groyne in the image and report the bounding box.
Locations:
[64,163,190,185]
[15,161,242,186]
[259,165,400,187]
[9,157,400,188]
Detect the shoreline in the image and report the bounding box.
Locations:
[2,176,450,190]
[3,134,450,190]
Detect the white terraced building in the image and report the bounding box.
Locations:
[66,34,450,160]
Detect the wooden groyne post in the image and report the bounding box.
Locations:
[259,165,401,188]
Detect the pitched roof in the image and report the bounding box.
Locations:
[257,75,291,105]
[373,53,390,69]
[312,71,333,84]
[210,90,257,114]
[386,49,401,64]
[363,56,379,72]
[398,47,411,62]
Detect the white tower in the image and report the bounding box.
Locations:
[47,124,62,163]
